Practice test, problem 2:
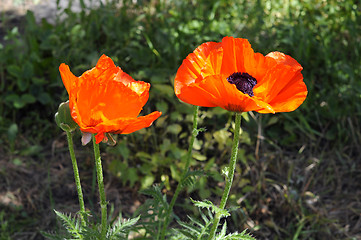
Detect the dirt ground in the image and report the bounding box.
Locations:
[0,133,144,239]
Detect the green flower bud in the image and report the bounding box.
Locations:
[55,101,79,132]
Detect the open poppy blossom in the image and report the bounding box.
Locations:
[59,54,162,144]
[174,36,307,113]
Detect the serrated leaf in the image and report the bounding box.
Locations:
[108,215,140,237]
[191,199,230,218]
[177,220,201,234]
[191,199,214,209]
[215,229,256,240]
[197,127,207,133]
[40,231,64,240]
[219,221,227,237]
[181,170,205,188]
[53,210,82,238]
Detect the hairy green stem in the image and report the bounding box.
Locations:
[207,113,242,240]
[92,135,107,239]
[160,105,199,240]
[66,131,86,226]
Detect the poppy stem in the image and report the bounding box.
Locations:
[92,135,107,239]
[66,131,86,226]
[207,112,242,240]
[160,105,199,240]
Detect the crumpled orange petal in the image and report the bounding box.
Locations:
[179,75,274,113]
[174,36,307,113]
[81,111,162,144]
[59,54,162,144]
[174,42,221,95]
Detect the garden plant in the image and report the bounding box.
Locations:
[49,34,307,239]
[0,0,360,240]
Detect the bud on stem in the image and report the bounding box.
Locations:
[55,101,79,132]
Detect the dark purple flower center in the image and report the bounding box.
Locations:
[226,72,257,97]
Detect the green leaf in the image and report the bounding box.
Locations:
[108,215,140,237]
[141,175,155,189]
[7,123,18,143]
[182,170,205,188]
[152,84,174,97]
[219,221,227,237]
[136,151,152,161]
[193,138,202,150]
[167,124,182,135]
[218,229,256,240]
[117,141,130,160]
[20,145,42,156]
[40,231,64,240]
[266,116,278,126]
[53,210,82,238]
[5,94,36,109]
[192,152,207,161]
[109,160,127,178]
[17,77,30,92]
[32,77,47,84]
[38,92,52,105]
[13,98,25,109]
[156,101,169,114]
[213,129,231,149]
[12,158,22,166]
[21,94,36,104]
[22,61,34,80]
[127,168,138,188]
[6,65,22,79]
[191,199,230,218]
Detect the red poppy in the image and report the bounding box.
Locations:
[174,36,307,113]
[59,54,162,144]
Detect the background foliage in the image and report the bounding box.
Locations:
[0,0,360,239]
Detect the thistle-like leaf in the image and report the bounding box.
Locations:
[108,215,140,238]
[196,127,207,134]
[80,225,101,239]
[41,231,64,240]
[169,200,255,240]
[191,199,230,218]
[219,221,227,237]
[169,206,213,240]
[53,210,82,238]
[181,170,205,188]
[133,185,169,238]
[215,227,256,240]
[139,184,168,208]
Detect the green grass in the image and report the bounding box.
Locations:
[0,0,360,239]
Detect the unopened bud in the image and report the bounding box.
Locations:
[55,101,79,132]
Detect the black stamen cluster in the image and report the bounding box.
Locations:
[227,72,257,97]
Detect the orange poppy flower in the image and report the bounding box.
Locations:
[59,54,162,144]
[174,36,307,113]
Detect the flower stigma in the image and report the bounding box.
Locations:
[227,72,257,97]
